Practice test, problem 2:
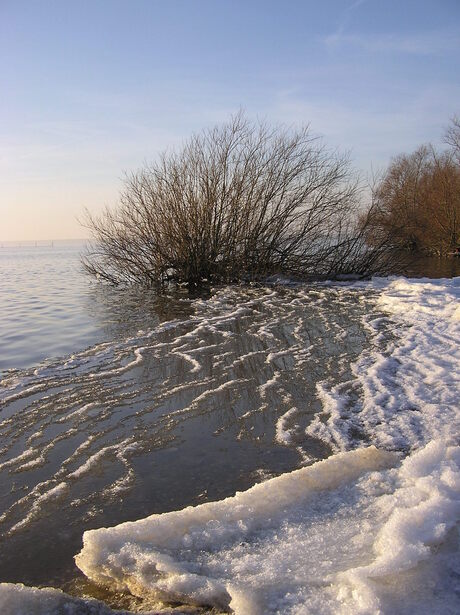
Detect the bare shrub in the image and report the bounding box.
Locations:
[82,114,396,286]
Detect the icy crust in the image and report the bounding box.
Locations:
[0,583,197,615]
[76,445,396,610]
[75,442,459,614]
[0,585,201,615]
[0,583,125,615]
[308,277,460,452]
[2,277,460,613]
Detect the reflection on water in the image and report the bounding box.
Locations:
[401,253,460,278]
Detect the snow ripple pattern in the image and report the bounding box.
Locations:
[307,277,460,452]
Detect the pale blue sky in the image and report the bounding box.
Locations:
[1,0,459,239]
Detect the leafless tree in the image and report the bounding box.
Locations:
[82,113,397,286]
[365,141,460,256]
[445,116,460,162]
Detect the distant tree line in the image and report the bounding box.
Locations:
[366,117,460,256]
[82,114,458,287]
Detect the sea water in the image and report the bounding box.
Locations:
[0,243,459,614]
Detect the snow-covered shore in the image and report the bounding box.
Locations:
[1,277,458,614]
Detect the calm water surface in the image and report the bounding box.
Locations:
[0,242,197,374]
[0,243,458,611]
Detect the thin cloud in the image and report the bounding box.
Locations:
[331,0,370,40]
[325,30,460,56]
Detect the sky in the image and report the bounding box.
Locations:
[1,0,459,241]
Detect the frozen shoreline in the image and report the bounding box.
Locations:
[2,441,458,615]
[0,276,458,614]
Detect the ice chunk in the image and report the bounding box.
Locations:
[76,442,459,614]
[76,446,398,612]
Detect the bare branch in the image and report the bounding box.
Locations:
[82,114,399,286]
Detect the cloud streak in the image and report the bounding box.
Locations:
[325,29,460,56]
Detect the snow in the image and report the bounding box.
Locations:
[75,441,459,614]
[89,346,145,379]
[0,583,128,614]
[275,407,299,445]
[68,439,136,479]
[258,370,280,398]
[72,276,460,614]
[8,482,69,534]
[75,446,396,611]
[307,276,460,452]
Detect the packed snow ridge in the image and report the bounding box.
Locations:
[307,277,460,453]
[75,441,459,615]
